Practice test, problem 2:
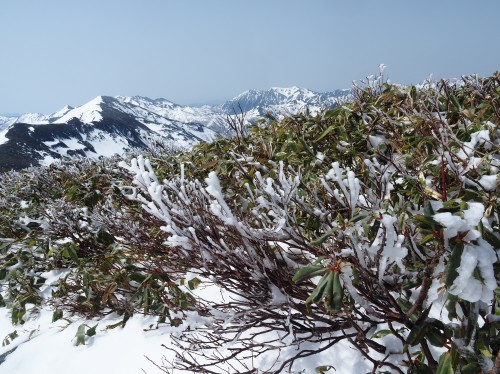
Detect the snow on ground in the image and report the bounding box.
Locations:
[0,304,394,373]
[41,131,132,165]
[86,132,130,158]
[0,128,9,146]
[39,154,59,167]
[0,308,171,374]
[0,272,376,373]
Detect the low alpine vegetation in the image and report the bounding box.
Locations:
[0,71,498,373]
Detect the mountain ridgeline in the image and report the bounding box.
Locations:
[0,87,347,171]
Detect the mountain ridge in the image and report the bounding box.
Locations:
[0,87,348,171]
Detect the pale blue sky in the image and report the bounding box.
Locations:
[1,0,499,114]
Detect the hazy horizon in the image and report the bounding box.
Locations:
[1,0,499,114]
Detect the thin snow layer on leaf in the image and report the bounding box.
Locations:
[433,202,497,303]
[434,202,484,241]
[205,171,242,230]
[325,162,361,213]
[368,134,386,149]
[463,202,486,227]
[449,239,497,303]
[380,333,404,354]
[377,215,408,283]
[425,258,446,308]
[268,284,288,305]
[477,174,497,191]
[341,267,375,313]
[457,129,491,159]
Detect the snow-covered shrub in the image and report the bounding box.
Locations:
[0,154,195,324]
[0,73,497,373]
[120,73,499,373]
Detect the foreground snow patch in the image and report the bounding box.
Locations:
[0,309,172,374]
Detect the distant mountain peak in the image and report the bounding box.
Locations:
[54,96,104,124]
[0,86,348,170]
[270,85,302,93]
[222,86,347,114]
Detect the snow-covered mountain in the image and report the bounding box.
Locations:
[0,87,347,170]
[221,86,349,118]
[4,105,75,126]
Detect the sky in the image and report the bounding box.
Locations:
[0,0,499,114]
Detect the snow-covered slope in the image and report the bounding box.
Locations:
[0,87,347,170]
[14,105,74,125]
[0,116,16,129]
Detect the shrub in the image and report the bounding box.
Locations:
[120,72,499,373]
[0,72,498,373]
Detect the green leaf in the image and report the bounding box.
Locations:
[404,324,428,350]
[331,270,343,311]
[323,270,335,310]
[84,191,101,208]
[419,233,436,246]
[445,295,459,320]
[436,352,453,374]
[315,365,336,373]
[460,362,480,374]
[411,362,434,374]
[105,321,124,330]
[86,324,98,337]
[445,243,464,288]
[129,272,148,284]
[96,229,115,246]
[438,199,461,213]
[413,214,443,231]
[476,337,492,358]
[423,201,434,217]
[75,324,86,346]
[425,326,447,347]
[396,298,412,314]
[315,126,335,142]
[52,310,63,323]
[323,107,343,119]
[62,245,80,265]
[449,94,461,110]
[306,272,331,309]
[292,257,325,283]
[311,228,337,246]
[187,277,201,290]
[349,213,368,224]
[371,329,392,339]
[312,273,331,303]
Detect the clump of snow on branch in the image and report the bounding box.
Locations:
[434,202,497,304]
